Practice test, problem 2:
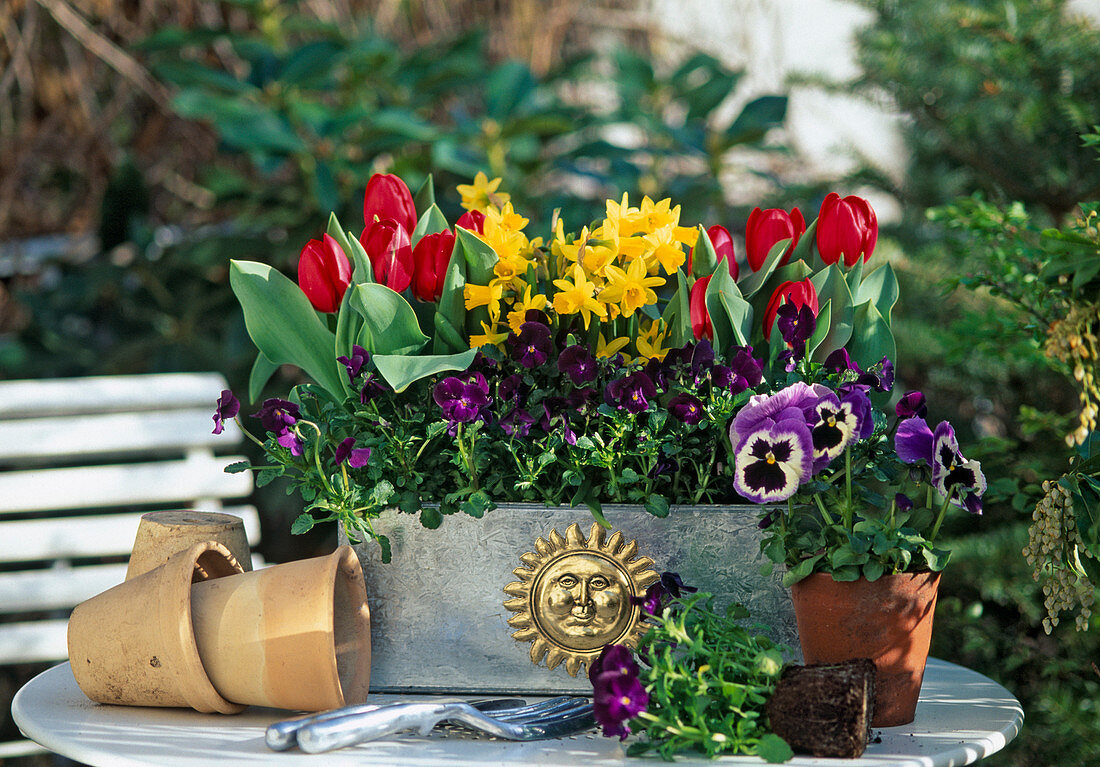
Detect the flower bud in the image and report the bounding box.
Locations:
[746,207,805,272]
[361,218,414,293]
[297,233,352,313]
[411,229,456,302]
[362,173,417,236]
[816,193,877,267]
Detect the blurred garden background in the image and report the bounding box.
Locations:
[1,0,1099,764]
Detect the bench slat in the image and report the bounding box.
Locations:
[0,563,129,613]
[0,454,253,515]
[0,619,68,664]
[0,410,242,463]
[0,373,230,419]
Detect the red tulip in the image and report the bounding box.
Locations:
[360,218,413,293]
[690,275,713,341]
[815,193,877,267]
[746,207,806,272]
[363,173,417,236]
[411,229,456,302]
[688,225,737,280]
[456,209,486,235]
[298,233,352,313]
[762,278,819,340]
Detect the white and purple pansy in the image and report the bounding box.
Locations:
[804,384,867,470]
[732,381,820,440]
[931,421,986,503]
[732,417,814,503]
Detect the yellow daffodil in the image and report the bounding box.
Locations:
[493,251,533,283]
[644,225,688,275]
[464,279,506,323]
[604,192,642,237]
[636,196,698,245]
[484,201,528,233]
[599,257,665,316]
[469,321,510,348]
[596,332,631,359]
[456,172,511,212]
[505,282,549,333]
[552,263,606,329]
[636,318,670,361]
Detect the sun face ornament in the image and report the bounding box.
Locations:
[503,522,659,677]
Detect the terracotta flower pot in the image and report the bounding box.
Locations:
[68,541,246,713]
[189,544,371,711]
[789,571,941,727]
[126,510,254,580]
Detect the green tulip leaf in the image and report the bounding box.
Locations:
[247,351,279,403]
[456,227,498,336]
[844,257,865,295]
[807,299,833,359]
[854,263,899,325]
[692,224,718,279]
[326,212,355,267]
[706,263,753,350]
[809,263,855,358]
[433,240,469,354]
[410,203,451,249]
[347,283,430,356]
[229,260,346,398]
[334,284,364,361]
[344,230,374,284]
[671,269,694,347]
[787,216,819,267]
[737,237,791,298]
[373,349,478,392]
[413,174,435,217]
[848,300,896,368]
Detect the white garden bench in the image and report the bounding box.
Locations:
[0,372,257,758]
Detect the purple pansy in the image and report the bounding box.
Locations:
[588,644,638,685]
[499,407,537,438]
[777,302,816,360]
[631,581,668,615]
[731,382,819,444]
[806,386,865,471]
[359,374,387,405]
[336,345,369,381]
[659,571,696,598]
[253,398,300,434]
[509,321,552,368]
[857,356,894,392]
[433,373,491,427]
[334,437,371,468]
[895,390,927,419]
[276,429,304,457]
[668,393,704,425]
[732,418,814,503]
[497,373,527,404]
[895,492,914,512]
[839,384,874,439]
[895,417,935,465]
[558,344,598,385]
[604,372,657,414]
[592,666,648,740]
[931,421,987,502]
[212,389,239,435]
[824,347,858,372]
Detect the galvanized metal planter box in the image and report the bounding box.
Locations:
[346,503,795,695]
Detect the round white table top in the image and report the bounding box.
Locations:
[14,658,1022,767]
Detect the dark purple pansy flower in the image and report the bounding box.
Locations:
[276,428,304,457]
[604,372,657,414]
[732,418,814,503]
[588,644,638,685]
[336,344,370,381]
[824,347,858,373]
[668,393,704,425]
[643,356,670,390]
[497,373,527,404]
[539,401,577,445]
[840,384,874,440]
[858,356,894,393]
[558,344,598,385]
[777,302,816,359]
[334,437,371,468]
[689,339,715,374]
[509,321,552,368]
[253,398,301,434]
[212,389,240,435]
[804,386,863,471]
[729,345,764,388]
[964,493,983,515]
[659,571,696,598]
[895,390,927,419]
[499,407,537,438]
[731,382,819,445]
[360,374,387,405]
[592,669,648,740]
[433,374,491,426]
[631,581,668,615]
[931,421,987,500]
[895,492,914,512]
[895,417,935,465]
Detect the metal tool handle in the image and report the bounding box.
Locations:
[296,701,476,753]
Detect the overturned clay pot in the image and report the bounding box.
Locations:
[126,510,253,581]
[68,541,246,714]
[190,544,371,711]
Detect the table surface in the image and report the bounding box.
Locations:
[14,659,1022,767]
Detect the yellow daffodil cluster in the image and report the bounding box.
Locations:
[461,179,699,362]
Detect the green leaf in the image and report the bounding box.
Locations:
[691,224,718,279]
[279,40,342,85]
[670,269,694,347]
[224,460,251,473]
[737,238,790,298]
[863,560,885,581]
[645,494,671,518]
[433,239,469,354]
[486,60,537,119]
[291,513,316,535]
[809,263,855,358]
[414,174,436,216]
[248,351,280,402]
[455,227,498,337]
[419,506,443,529]
[725,95,788,144]
[347,283,430,356]
[754,733,794,763]
[326,212,355,265]
[373,349,478,392]
[848,300,896,368]
[854,263,899,325]
[344,230,375,284]
[229,260,346,398]
[377,534,392,564]
[410,203,450,248]
[782,554,823,586]
[706,262,753,350]
[806,299,833,359]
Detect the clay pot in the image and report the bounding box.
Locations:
[789,571,941,727]
[190,544,371,711]
[126,510,254,580]
[68,541,246,713]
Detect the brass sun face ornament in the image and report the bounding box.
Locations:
[503,522,659,677]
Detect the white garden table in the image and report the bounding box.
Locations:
[14,658,1022,766]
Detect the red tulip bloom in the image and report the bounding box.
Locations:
[363,173,417,236]
[689,275,713,341]
[688,225,737,280]
[745,207,806,272]
[411,229,456,302]
[360,218,413,293]
[762,278,819,340]
[816,193,877,267]
[456,209,486,235]
[298,233,352,313]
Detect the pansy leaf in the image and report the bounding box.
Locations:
[755,733,795,764]
[863,560,885,582]
[737,238,791,298]
[781,553,823,586]
[848,300,896,369]
[644,494,671,518]
[229,260,347,398]
[248,351,280,403]
[373,349,478,393]
[347,282,430,356]
[410,203,450,249]
[413,174,435,217]
[691,223,718,279]
[854,263,899,325]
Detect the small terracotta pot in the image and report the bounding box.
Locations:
[190,544,371,711]
[126,510,254,580]
[789,571,941,727]
[68,541,246,713]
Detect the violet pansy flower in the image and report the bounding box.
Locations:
[806,387,864,471]
[931,421,987,502]
[253,398,300,434]
[588,644,638,684]
[592,666,648,740]
[558,344,598,385]
[731,381,819,444]
[433,374,491,427]
[336,345,369,381]
[895,417,935,465]
[212,389,239,435]
[604,372,657,414]
[732,417,814,503]
[509,321,552,369]
[777,302,816,360]
[668,393,704,425]
[896,390,927,419]
[334,437,371,468]
[499,407,537,438]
